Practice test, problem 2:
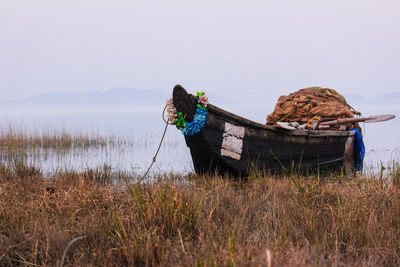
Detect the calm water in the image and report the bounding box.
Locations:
[0,110,193,176]
[0,104,399,176]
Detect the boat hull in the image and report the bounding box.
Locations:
[173,85,355,176]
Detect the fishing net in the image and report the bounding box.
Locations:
[266,87,361,130]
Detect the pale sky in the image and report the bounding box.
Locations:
[1,0,399,104]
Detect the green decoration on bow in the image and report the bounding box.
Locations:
[196,91,205,97]
[175,112,186,130]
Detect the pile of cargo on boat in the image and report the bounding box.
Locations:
[266,87,361,131]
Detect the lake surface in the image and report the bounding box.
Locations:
[0,110,193,176]
[0,104,399,177]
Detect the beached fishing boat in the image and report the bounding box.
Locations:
[169,85,390,176]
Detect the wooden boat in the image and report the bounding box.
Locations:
[172,85,357,176]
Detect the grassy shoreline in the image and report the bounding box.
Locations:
[1,168,400,266]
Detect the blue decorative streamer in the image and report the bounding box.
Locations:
[180,106,207,136]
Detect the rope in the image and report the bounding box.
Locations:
[306,116,321,129]
[162,104,175,125]
[137,105,170,183]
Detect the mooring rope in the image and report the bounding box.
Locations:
[137,105,170,183]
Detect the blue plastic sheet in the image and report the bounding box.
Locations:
[350,129,365,171]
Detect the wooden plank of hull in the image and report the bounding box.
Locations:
[185,104,355,176]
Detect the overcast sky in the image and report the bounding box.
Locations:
[1,0,399,104]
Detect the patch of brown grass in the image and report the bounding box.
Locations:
[1,170,400,266]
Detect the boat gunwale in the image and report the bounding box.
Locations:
[207,103,355,137]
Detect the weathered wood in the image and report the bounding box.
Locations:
[173,85,356,177]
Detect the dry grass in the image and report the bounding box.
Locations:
[1,166,400,266]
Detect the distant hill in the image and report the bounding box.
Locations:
[345,92,400,106]
[0,88,235,113]
[374,92,400,105]
[0,88,169,112]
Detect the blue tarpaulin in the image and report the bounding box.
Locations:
[350,129,365,171]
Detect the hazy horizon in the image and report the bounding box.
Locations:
[2,85,400,103]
